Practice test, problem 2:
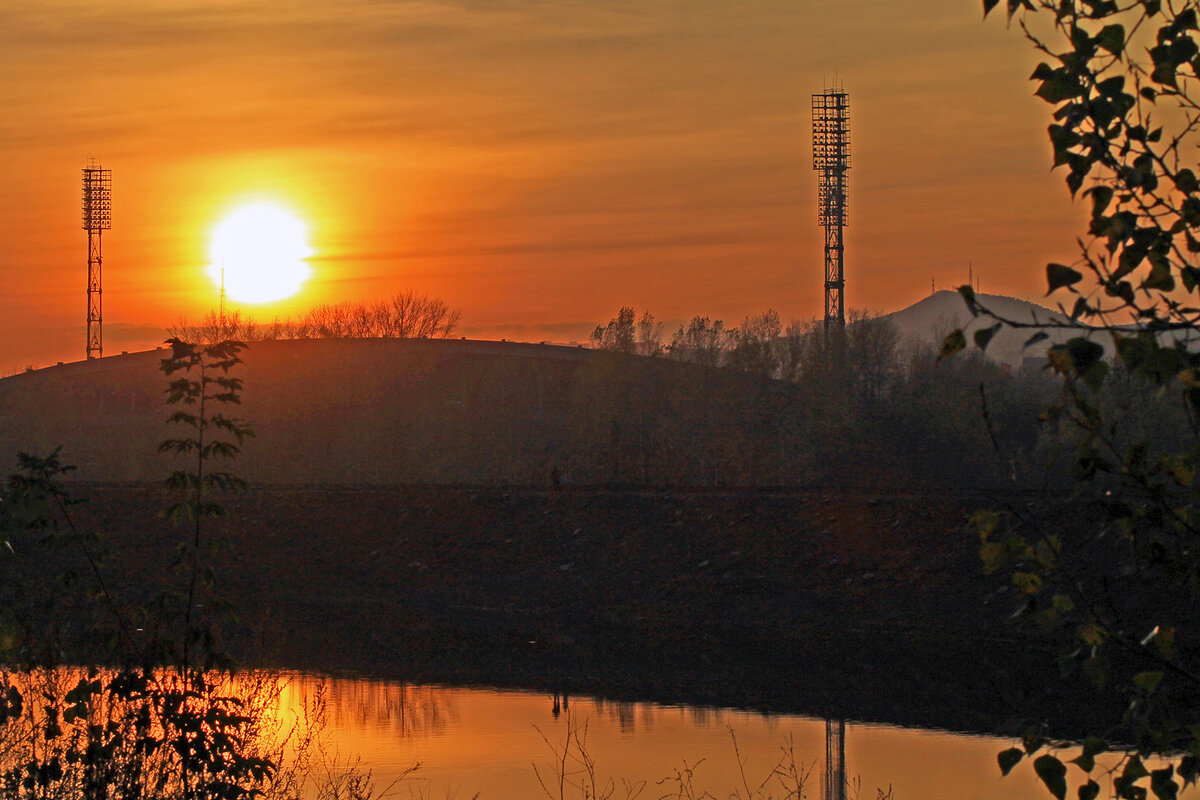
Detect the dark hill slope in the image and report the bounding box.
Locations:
[0,338,804,486]
[68,482,1095,736]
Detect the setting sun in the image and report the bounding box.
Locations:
[207,202,313,304]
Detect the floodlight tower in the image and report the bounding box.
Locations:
[82,160,112,360]
[812,89,850,338]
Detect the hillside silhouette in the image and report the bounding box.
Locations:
[0,338,810,486]
[6,275,1112,494]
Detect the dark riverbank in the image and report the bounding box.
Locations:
[69,484,1098,738]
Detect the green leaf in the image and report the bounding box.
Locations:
[1097,24,1126,54]
[974,322,1003,351]
[1081,359,1109,392]
[1142,257,1176,291]
[1036,68,1083,103]
[1014,571,1044,594]
[1081,736,1106,761]
[939,329,967,361]
[1185,197,1200,225]
[980,541,1005,574]
[1067,338,1106,375]
[1005,0,1028,18]
[1024,331,1050,349]
[1047,263,1084,292]
[973,510,1000,536]
[1153,626,1176,659]
[958,283,979,310]
[1176,169,1195,194]
[1134,670,1164,694]
[1152,766,1179,800]
[1080,623,1106,646]
[999,747,1024,776]
[1161,454,1196,487]
[1089,185,1114,216]
[1124,756,1151,782]
[1108,279,1134,303]
[1097,75,1126,98]
[1034,754,1068,800]
[1082,657,1109,691]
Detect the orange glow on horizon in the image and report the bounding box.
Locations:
[0,0,1093,371]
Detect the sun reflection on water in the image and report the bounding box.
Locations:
[262,673,1110,800]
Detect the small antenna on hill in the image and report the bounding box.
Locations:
[931,276,935,296]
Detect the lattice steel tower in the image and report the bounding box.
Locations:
[823,718,847,800]
[812,89,850,335]
[82,161,111,360]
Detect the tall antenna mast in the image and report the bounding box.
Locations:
[81,160,112,360]
[812,88,851,342]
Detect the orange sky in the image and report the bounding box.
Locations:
[0,0,1087,372]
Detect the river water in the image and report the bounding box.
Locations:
[270,674,1079,799]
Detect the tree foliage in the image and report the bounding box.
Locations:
[579,304,1061,489]
[170,291,461,345]
[0,340,280,800]
[972,1,1200,797]
[725,310,783,377]
[591,307,637,354]
[667,316,730,368]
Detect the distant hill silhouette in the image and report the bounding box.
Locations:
[881,290,1113,368]
[0,302,1073,489]
[0,338,806,487]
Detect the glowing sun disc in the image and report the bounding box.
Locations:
[208,202,312,304]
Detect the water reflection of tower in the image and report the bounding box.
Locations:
[824,718,846,800]
[551,691,569,718]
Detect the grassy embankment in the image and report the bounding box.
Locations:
[71,483,1098,739]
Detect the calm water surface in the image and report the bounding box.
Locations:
[271,674,1126,799]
